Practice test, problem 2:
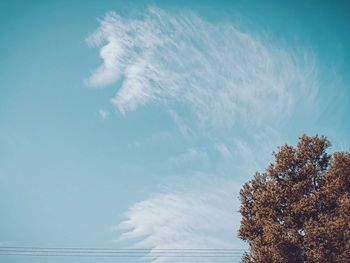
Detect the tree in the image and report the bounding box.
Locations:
[239,135,350,263]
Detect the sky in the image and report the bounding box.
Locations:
[1,0,350,262]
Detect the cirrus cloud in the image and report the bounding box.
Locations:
[117,177,244,263]
[87,6,318,129]
[87,6,320,263]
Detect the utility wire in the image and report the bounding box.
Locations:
[0,246,246,252]
[0,246,246,258]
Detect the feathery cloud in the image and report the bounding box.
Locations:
[87,7,318,129]
[118,177,244,263]
[87,6,320,263]
[98,109,110,120]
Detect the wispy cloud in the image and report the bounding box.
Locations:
[98,109,110,120]
[166,148,209,170]
[87,6,320,263]
[168,110,195,140]
[87,7,318,129]
[215,143,233,160]
[118,176,244,263]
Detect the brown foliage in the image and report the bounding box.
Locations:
[239,135,350,263]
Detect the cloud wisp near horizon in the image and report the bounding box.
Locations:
[117,177,242,263]
[86,6,330,263]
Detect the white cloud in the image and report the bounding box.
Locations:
[168,110,195,140]
[87,7,318,129]
[215,143,233,160]
[98,109,110,120]
[166,148,208,169]
[117,177,245,262]
[87,7,321,263]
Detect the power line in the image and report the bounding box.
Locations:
[0,254,243,258]
[0,246,245,251]
[0,246,246,258]
[0,251,245,254]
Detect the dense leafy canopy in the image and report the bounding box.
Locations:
[239,135,350,262]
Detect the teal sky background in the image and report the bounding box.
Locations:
[1,1,350,262]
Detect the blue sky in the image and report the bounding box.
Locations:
[1,1,350,262]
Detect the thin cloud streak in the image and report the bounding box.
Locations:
[98,109,110,120]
